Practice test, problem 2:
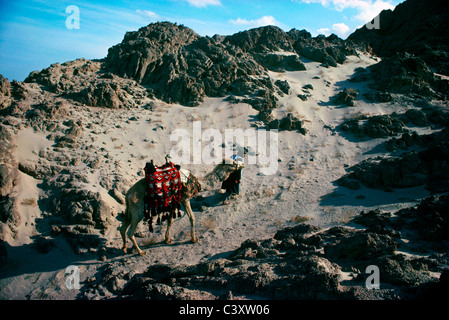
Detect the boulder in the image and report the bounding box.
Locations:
[324,231,397,260]
[334,88,359,106]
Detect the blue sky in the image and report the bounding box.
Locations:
[0,0,403,81]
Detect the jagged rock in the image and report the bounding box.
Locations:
[409,194,449,241]
[404,109,428,126]
[334,88,359,106]
[254,53,306,72]
[11,80,28,100]
[224,25,295,54]
[274,79,290,95]
[104,22,199,83]
[353,209,392,229]
[25,100,69,122]
[78,191,449,300]
[349,0,449,76]
[274,223,321,242]
[340,114,407,138]
[0,74,11,97]
[55,120,83,148]
[73,82,121,109]
[267,113,305,134]
[0,125,20,240]
[341,152,428,189]
[324,231,397,260]
[363,90,393,103]
[25,59,101,94]
[105,22,281,108]
[368,52,445,99]
[293,33,356,67]
[0,125,18,198]
[33,236,56,254]
[338,138,449,191]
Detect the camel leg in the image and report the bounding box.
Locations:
[165,212,174,244]
[120,208,131,253]
[183,200,198,243]
[127,219,146,256]
[120,222,129,254]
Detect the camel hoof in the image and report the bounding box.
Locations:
[138,250,146,256]
[122,247,127,254]
[165,239,172,245]
[191,237,199,243]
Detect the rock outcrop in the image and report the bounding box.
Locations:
[79,195,449,300]
[367,53,447,100]
[102,22,357,109]
[291,31,358,68]
[337,141,449,192]
[0,125,20,240]
[348,0,449,76]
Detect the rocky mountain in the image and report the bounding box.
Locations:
[102,22,358,110]
[1,0,449,300]
[348,0,449,75]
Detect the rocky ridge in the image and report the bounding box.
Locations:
[348,0,449,76]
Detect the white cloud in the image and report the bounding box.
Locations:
[229,16,282,28]
[297,0,395,22]
[332,22,351,37]
[184,0,222,8]
[135,9,161,20]
[317,27,331,36]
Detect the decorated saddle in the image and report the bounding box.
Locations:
[144,160,182,232]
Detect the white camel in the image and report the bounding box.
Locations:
[120,161,242,256]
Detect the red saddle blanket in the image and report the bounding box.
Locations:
[144,161,182,222]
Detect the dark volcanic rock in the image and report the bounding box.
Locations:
[368,52,444,99]
[401,194,449,242]
[334,88,359,106]
[254,52,306,72]
[339,123,449,191]
[324,231,397,260]
[293,33,357,67]
[348,0,449,76]
[338,152,428,190]
[340,114,407,138]
[104,22,199,83]
[80,201,449,300]
[224,25,295,54]
[102,22,359,109]
[104,22,278,108]
[267,113,306,134]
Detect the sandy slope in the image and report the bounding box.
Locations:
[0,51,434,299]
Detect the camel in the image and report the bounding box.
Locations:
[120,160,243,256]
